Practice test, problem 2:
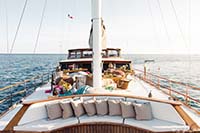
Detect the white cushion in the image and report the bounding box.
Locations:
[126,98,136,103]
[125,99,186,125]
[81,96,94,101]
[124,118,189,132]
[94,96,108,100]
[19,101,56,125]
[79,115,123,124]
[150,102,186,125]
[108,96,125,101]
[14,117,78,132]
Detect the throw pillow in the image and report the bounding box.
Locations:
[134,102,153,120]
[95,100,108,115]
[83,100,96,116]
[60,101,74,119]
[108,100,121,116]
[120,101,135,118]
[46,102,62,120]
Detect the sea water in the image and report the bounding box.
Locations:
[0,54,199,113]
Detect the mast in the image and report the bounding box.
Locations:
[91,0,102,89]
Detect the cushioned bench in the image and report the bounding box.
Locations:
[79,115,123,124]
[13,96,189,132]
[124,118,189,132]
[14,116,189,132]
[14,117,78,132]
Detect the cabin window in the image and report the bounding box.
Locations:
[83,51,92,58]
[69,51,76,59]
[76,51,81,58]
[108,50,118,57]
[102,51,107,57]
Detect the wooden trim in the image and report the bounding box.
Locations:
[4,104,30,131]
[173,105,200,131]
[23,93,182,106]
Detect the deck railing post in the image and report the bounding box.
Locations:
[144,65,146,81]
[24,82,27,96]
[169,80,172,97]
[34,78,36,90]
[157,67,160,89]
[168,80,173,100]
[9,87,13,107]
[185,84,189,105]
[48,70,50,82]
[42,73,44,85]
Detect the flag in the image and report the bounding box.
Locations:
[67,14,74,19]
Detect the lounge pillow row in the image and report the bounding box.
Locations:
[45,97,153,121]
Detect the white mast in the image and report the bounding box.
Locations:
[91,0,102,89]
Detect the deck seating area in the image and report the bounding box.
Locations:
[10,95,189,132]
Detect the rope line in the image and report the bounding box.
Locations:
[157,0,171,45]
[33,0,47,53]
[169,0,188,47]
[146,0,160,46]
[170,0,192,95]
[187,0,192,103]
[9,0,28,53]
[5,0,9,53]
[0,0,3,52]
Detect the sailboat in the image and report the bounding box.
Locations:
[0,0,199,132]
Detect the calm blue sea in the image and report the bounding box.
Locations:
[0,54,200,112]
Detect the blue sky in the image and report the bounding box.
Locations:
[0,0,200,54]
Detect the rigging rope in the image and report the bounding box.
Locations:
[157,0,171,45]
[9,0,28,53]
[33,0,47,53]
[146,0,160,46]
[5,0,9,53]
[188,0,191,48]
[0,0,2,52]
[169,0,188,47]
[187,0,192,91]
[170,0,192,89]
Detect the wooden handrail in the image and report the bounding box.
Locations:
[23,93,182,106]
[174,105,200,131]
[4,104,30,131]
[135,69,200,115]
